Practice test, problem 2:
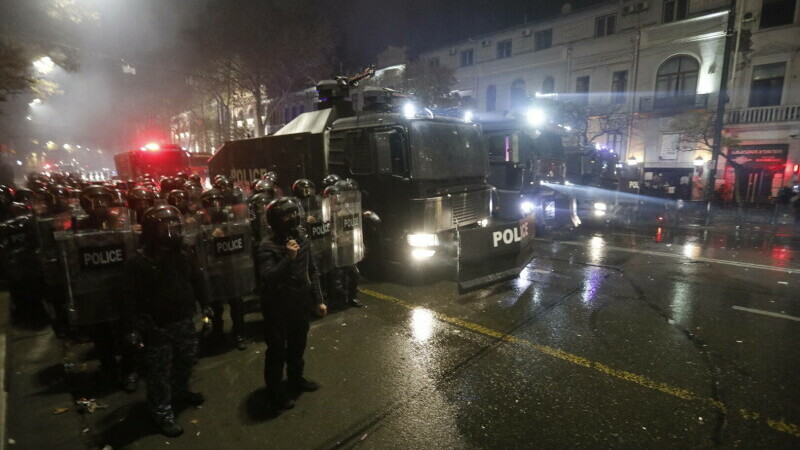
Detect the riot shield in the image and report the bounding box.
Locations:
[34,213,73,287]
[457,213,537,292]
[329,190,364,267]
[58,209,137,326]
[198,217,256,302]
[302,195,333,274]
[181,213,201,250]
[1,216,39,285]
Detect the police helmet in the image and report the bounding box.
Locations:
[189,173,202,185]
[200,188,226,210]
[231,186,245,205]
[322,174,341,187]
[7,202,32,218]
[213,176,233,192]
[266,197,304,236]
[345,178,359,190]
[0,185,16,209]
[322,185,341,197]
[160,177,177,194]
[141,205,184,249]
[128,186,157,222]
[184,181,203,201]
[292,179,316,199]
[175,171,188,181]
[252,179,274,195]
[166,189,190,213]
[46,185,72,214]
[334,179,352,191]
[262,171,278,183]
[249,192,271,219]
[108,188,127,207]
[80,185,114,218]
[13,188,36,206]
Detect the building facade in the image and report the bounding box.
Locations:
[420,0,799,202]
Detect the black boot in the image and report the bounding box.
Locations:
[158,417,183,438]
[267,389,295,410]
[289,377,320,393]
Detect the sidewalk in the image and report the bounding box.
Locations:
[3,311,87,449]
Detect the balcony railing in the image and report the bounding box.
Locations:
[726,105,800,124]
[639,94,709,113]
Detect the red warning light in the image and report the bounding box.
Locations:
[142,143,160,151]
[794,164,799,173]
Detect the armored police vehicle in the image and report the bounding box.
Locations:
[210,71,536,291]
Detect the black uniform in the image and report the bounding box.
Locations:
[258,233,324,402]
[125,247,210,424]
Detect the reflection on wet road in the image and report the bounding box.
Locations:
[350,225,800,448]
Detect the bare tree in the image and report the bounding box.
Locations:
[193,0,337,137]
[0,38,31,102]
[561,102,633,148]
[667,110,743,202]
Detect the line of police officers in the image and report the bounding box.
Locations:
[0,170,365,437]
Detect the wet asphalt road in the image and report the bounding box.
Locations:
[7,224,800,449]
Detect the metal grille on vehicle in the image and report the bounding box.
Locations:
[451,192,483,226]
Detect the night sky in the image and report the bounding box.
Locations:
[12,0,604,152]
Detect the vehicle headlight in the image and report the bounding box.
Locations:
[407,233,439,247]
[520,201,535,215]
[411,248,436,260]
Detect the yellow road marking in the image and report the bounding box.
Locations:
[359,287,800,439]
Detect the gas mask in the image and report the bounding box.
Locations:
[278,212,304,241]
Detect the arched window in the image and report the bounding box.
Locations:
[486,85,497,112]
[655,55,699,98]
[510,79,527,112]
[541,76,555,94]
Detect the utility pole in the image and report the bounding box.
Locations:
[704,0,737,226]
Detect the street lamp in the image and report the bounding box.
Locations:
[693,156,704,167]
[526,108,546,127]
[33,56,55,75]
[627,156,638,166]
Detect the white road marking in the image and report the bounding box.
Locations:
[732,306,800,322]
[550,240,800,274]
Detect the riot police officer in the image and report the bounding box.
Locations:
[36,184,74,337]
[76,185,140,391]
[198,188,251,350]
[128,186,157,226]
[1,202,45,326]
[259,197,326,411]
[324,182,363,308]
[124,205,210,437]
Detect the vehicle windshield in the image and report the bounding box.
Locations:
[409,121,488,180]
